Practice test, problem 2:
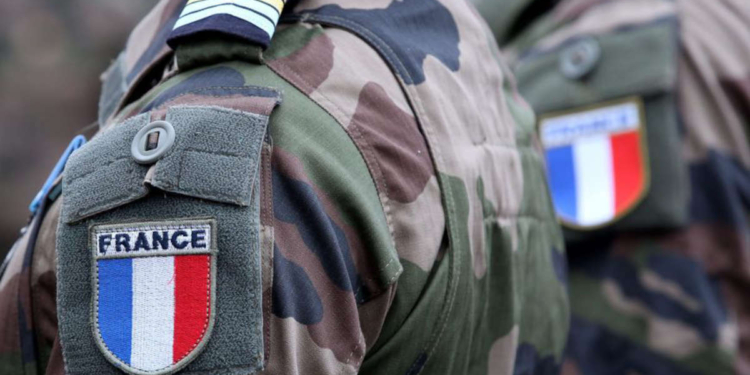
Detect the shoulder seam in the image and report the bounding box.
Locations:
[267,51,398,250]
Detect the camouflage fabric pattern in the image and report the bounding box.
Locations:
[0,199,63,375]
[0,0,569,374]
[477,0,750,374]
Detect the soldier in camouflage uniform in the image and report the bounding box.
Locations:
[0,0,569,374]
[475,0,750,374]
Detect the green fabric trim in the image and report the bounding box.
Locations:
[226,60,403,291]
[175,38,263,72]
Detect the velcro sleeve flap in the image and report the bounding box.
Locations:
[61,105,270,223]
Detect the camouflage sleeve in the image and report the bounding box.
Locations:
[261,55,404,373]
[8,2,406,374]
[0,198,62,375]
[262,23,446,373]
[264,14,570,374]
[1,40,406,375]
[14,65,402,375]
[65,31,403,374]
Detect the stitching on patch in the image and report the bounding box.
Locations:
[91,219,218,375]
[174,255,212,363]
[261,141,274,363]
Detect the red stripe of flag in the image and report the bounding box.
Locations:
[173,255,211,363]
[610,131,644,214]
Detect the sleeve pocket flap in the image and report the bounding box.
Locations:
[515,19,679,113]
[62,106,270,223]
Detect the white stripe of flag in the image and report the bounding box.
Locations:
[131,257,175,371]
[572,134,615,226]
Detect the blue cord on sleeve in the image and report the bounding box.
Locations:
[29,135,87,214]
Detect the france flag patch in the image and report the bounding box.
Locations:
[91,219,217,375]
[540,98,650,229]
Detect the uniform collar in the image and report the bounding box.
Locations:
[121,0,186,87]
[98,0,185,127]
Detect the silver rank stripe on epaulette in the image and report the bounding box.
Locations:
[173,0,285,40]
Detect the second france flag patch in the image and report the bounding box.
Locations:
[540,98,650,229]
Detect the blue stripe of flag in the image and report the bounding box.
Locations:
[98,258,133,364]
[545,145,578,222]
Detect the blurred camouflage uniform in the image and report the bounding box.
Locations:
[0,0,569,374]
[475,0,750,374]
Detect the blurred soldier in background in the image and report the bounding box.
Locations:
[0,0,569,374]
[475,0,750,374]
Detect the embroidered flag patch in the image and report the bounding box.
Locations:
[91,219,217,375]
[540,98,650,229]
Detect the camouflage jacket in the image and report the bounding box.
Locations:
[476,0,750,374]
[0,0,569,374]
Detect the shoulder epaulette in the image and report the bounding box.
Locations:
[167,0,286,49]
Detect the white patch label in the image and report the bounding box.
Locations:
[93,222,213,259]
[540,101,640,148]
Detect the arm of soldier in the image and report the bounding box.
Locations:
[255,67,402,374]
[0,197,62,374]
[17,125,398,375]
[18,51,401,373]
[10,147,397,375]
[21,114,400,375]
